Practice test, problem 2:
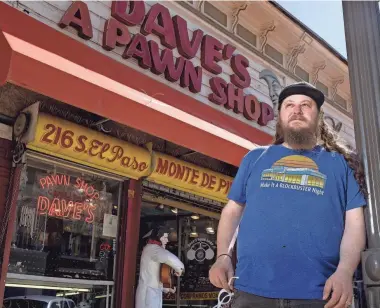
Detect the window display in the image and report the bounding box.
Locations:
[9,158,121,282]
[138,199,219,308]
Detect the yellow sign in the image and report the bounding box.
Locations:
[148,153,233,203]
[27,114,151,179]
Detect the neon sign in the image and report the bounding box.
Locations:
[38,174,99,223]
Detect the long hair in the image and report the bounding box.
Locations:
[273,111,368,198]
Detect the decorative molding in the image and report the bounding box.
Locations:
[198,0,205,11]
[311,61,326,85]
[231,2,249,34]
[331,77,344,100]
[286,43,306,73]
[286,33,310,73]
[259,21,276,53]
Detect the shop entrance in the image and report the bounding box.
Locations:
[137,191,221,308]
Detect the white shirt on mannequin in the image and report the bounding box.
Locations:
[135,233,184,308]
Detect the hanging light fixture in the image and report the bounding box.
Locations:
[191,213,200,220]
[171,207,178,214]
[206,219,215,234]
[190,226,198,238]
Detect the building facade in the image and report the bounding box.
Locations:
[0,1,358,308]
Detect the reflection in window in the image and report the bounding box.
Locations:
[9,159,120,282]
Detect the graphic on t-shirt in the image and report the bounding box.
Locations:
[261,155,326,192]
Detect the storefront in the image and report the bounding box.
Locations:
[0,1,358,307]
[2,108,235,307]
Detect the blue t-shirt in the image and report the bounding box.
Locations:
[228,144,366,300]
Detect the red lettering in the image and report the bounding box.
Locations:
[98,143,111,159]
[243,95,261,121]
[149,41,185,81]
[108,146,124,163]
[103,18,131,51]
[86,186,95,197]
[217,179,228,193]
[53,175,62,186]
[230,54,251,89]
[75,177,82,190]
[226,84,244,114]
[89,140,103,157]
[123,34,152,69]
[62,200,74,218]
[184,167,192,182]
[38,196,49,213]
[209,77,227,105]
[49,198,62,217]
[201,173,210,188]
[169,162,176,177]
[92,192,100,200]
[190,170,199,185]
[156,158,169,174]
[201,35,223,75]
[141,4,176,49]
[59,1,93,39]
[45,176,53,189]
[111,0,145,26]
[175,164,186,180]
[173,15,203,59]
[180,60,202,93]
[258,102,275,126]
[208,176,217,190]
[74,135,87,153]
[73,202,84,220]
[40,178,47,189]
[85,205,96,223]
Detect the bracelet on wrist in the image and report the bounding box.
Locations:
[217,254,232,261]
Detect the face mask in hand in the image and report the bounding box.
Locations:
[213,277,239,308]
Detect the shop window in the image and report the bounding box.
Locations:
[138,197,220,308]
[316,81,329,97]
[237,24,257,46]
[204,2,227,27]
[265,44,284,65]
[8,158,120,294]
[295,65,309,82]
[3,284,112,308]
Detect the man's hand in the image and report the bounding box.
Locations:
[323,269,353,308]
[209,255,234,292]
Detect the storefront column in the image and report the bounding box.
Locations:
[0,136,21,304]
[342,2,380,306]
[116,179,142,308]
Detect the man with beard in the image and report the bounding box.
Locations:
[209,82,367,308]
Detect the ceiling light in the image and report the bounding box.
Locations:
[171,207,178,214]
[191,213,200,220]
[56,292,80,297]
[190,226,198,238]
[206,227,215,234]
[5,284,90,292]
[206,219,215,234]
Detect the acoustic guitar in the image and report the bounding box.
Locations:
[160,264,173,288]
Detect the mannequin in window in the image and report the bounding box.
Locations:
[135,226,184,308]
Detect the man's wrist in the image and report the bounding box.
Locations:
[336,264,356,277]
[217,253,232,261]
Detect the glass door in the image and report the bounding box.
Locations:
[138,197,220,308]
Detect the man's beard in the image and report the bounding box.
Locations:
[279,117,318,148]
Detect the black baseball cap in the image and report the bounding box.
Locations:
[278,81,325,110]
